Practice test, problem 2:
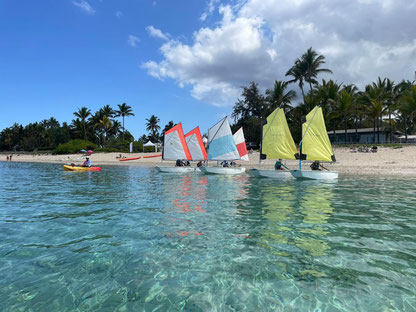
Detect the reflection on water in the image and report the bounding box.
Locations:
[1,163,416,311]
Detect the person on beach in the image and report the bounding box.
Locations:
[310,161,321,171]
[275,159,284,170]
[9,155,12,161]
[82,157,91,167]
[6,155,9,161]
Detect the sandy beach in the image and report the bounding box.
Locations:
[2,146,416,176]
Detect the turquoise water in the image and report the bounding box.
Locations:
[0,162,415,311]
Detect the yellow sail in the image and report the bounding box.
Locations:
[301,106,335,162]
[261,108,298,160]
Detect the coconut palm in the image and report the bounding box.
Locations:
[301,47,333,93]
[286,60,307,102]
[73,107,91,140]
[115,103,135,141]
[398,86,416,142]
[331,90,354,143]
[101,105,115,118]
[145,115,160,142]
[95,116,113,145]
[265,80,296,114]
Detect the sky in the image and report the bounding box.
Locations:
[1,0,415,138]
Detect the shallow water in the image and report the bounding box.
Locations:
[0,162,415,311]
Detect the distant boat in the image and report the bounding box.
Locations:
[251,107,298,179]
[156,123,195,173]
[184,126,207,162]
[290,106,338,180]
[199,117,245,175]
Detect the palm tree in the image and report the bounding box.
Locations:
[73,107,91,140]
[101,105,115,118]
[115,103,135,141]
[145,115,160,142]
[162,121,175,134]
[398,86,416,142]
[265,80,296,114]
[331,90,354,143]
[95,116,113,145]
[286,60,307,102]
[301,47,333,93]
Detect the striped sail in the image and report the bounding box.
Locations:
[185,127,207,161]
[233,127,249,161]
[207,117,240,161]
[162,123,192,160]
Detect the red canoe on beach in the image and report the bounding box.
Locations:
[119,157,142,162]
[143,154,162,158]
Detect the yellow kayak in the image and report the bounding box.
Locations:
[63,165,101,172]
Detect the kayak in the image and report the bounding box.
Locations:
[63,165,101,172]
[143,154,162,158]
[119,157,141,162]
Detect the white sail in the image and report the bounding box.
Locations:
[233,127,249,161]
[162,123,191,161]
[185,127,207,161]
[207,117,240,161]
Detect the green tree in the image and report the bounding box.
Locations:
[115,103,135,141]
[95,116,113,145]
[265,80,296,114]
[73,107,91,140]
[398,86,416,142]
[145,115,160,142]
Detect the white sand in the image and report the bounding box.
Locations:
[2,146,416,176]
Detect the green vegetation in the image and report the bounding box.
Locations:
[53,140,97,154]
[231,47,416,145]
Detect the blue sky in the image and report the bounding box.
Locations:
[1,0,415,138]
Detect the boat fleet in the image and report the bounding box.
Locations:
[65,105,338,180]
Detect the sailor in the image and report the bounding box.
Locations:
[274,159,284,170]
[176,159,183,167]
[221,160,230,167]
[184,160,190,166]
[197,161,204,167]
[310,161,321,171]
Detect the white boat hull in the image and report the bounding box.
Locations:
[290,170,338,180]
[199,166,246,175]
[156,166,195,173]
[251,169,293,179]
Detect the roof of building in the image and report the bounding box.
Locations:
[327,128,381,135]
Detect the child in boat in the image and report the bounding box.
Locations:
[274,159,284,170]
[221,160,230,167]
[83,157,91,167]
[310,161,321,170]
[176,159,183,166]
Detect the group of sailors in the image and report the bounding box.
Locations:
[275,159,322,171]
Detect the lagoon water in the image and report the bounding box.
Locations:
[0,162,415,311]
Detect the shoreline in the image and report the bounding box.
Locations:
[2,146,416,177]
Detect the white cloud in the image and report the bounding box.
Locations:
[143,0,416,106]
[115,11,123,18]
[145,26,170,41]
[72,0,95,15]
[128,35,140,47]
[200,0,220,21]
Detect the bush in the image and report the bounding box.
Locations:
[53,140,97,154]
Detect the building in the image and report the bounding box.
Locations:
[328,128,387,144]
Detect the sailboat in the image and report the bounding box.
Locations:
[233,127,249,161]
[184,127,207,163]
[156,123,195,173]
[251,107,297,179]
[199,117,246,175]
[290,106,338,180]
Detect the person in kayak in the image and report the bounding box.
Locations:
[83,157,91,167]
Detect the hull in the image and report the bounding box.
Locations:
[290,170,338,180]
[199,166,246,175]
[251,169,293,179]
[63,165,101,172]
[119,157,141,162]
[143,154,162,159]
[156,166,195,173]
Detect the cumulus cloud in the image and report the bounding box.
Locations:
[72,0,95,15]
[127,35,140,47]
[143,0,416,106]
[146,26,170,41]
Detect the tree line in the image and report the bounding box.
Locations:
[0,101,173,152]
[231,47,416,145]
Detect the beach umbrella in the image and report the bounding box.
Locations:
[87,150,93,155]
[80,149,87,153]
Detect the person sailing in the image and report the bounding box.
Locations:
[274,159,284,170]
[310,161,321,171]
